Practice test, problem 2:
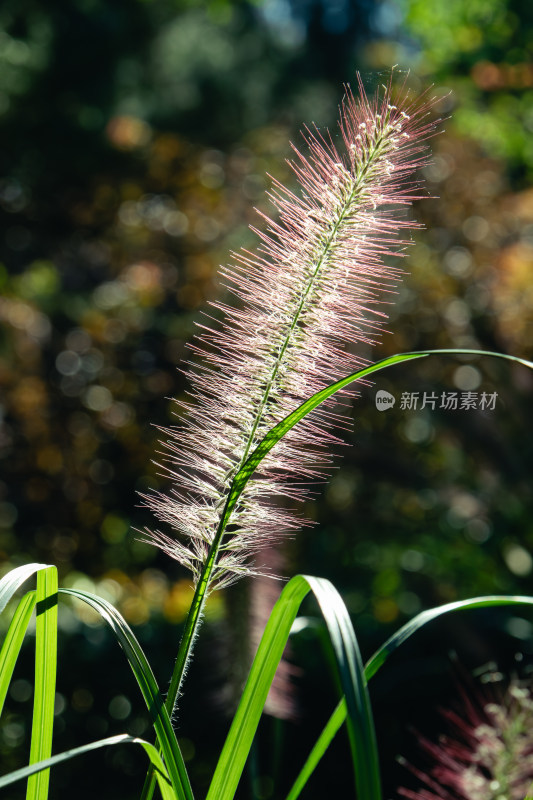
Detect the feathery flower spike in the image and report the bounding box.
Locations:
[143,75,438,592]
[397,673,533,800]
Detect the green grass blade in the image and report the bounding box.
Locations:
[0,591,37,717]
[230,349,533,506]
[305,576,380,800]
[0,734,176,800]
[285,595,533,800]
[206,576,308,800]
[206,574,380,800]
[0,564,50,613]
[365,594,533,680]
[60,588,193,800]
[26,566,58,800]
[284,698,345,800]
[0,568,191,800]
[213,349,533,593]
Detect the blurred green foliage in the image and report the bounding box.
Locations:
[405,0,533,172]
[1,0,533,797]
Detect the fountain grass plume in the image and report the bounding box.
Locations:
[398,673,533,800]
[142,74,439,593]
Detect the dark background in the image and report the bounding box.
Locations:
[1,0,533,797]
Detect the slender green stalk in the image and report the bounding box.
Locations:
[143,387,289,800]
[140,490,236,800]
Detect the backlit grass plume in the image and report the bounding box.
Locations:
[398,674,533,800]
[143,76,437,593]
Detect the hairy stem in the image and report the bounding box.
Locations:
[140,490,235,800]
